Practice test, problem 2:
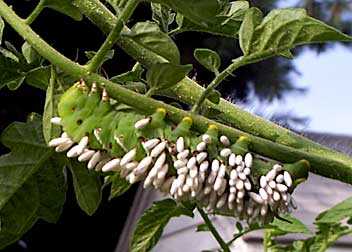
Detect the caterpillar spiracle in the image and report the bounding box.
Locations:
[48,80,302,225]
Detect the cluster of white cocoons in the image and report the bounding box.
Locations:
[49,116,296,224]
[169,134,255,216]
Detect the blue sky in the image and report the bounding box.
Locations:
[243,0,352,136]
[245,43,352,136]
[284,45,352,135]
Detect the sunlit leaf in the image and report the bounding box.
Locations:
[266,214,311,236]
[239,8,352,60]
[194,48,221,74]
[125,21,180,64]
[151,3,175,33]
[174,1,249,37]
[316,196,352,224]
[150,0,221,27]
[147,62,192,91]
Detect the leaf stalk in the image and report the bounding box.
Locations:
[197,205,230,252]
[25,0,46,25]
[86,0,140,73]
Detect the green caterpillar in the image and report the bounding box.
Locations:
[49,80,308,225]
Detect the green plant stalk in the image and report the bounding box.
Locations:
[191,57,245,113]
[72,0,351,166]
[86,0,140,72]
[197,205,230,252]
[1,1,352,184]
[25,0,46,24]
[72,0,167,66]
[226,225,264,246]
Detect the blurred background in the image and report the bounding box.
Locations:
[0,0,351,251]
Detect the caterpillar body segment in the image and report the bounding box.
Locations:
[49,80,308,225]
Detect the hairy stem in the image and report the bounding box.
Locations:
[86,0,139,72]
[197,206,230,252]
[25,0,46,24]
[192,57,245,113]
[72,0,351,167]
[1,0,352,184]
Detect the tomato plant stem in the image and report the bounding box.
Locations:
[86,0,140,73]
[197,205,230,252]
[25,0,46,25]
[1,0,352,184]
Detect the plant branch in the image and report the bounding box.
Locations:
[191,57,245,113]
[25,0,46,25]
[2,0,352,184]
[86,0,139,73]
[197,206,230,252]
[72,0,352,168]
[226,225,264,246]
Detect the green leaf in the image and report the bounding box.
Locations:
[0,51,26,90]
[0,155,66,249]
[110,63,144,84]
[239,8,352,59]
[151,3,175,33]
[239,7,263,55]
[0,118,53,210]
[151,0,221,27]
[266,214,311,236]
[194,48,221,74]
[67,160,102,216]
[44,0,83,21]
[196,223,210,232]
[36,156,67,223]
[4,41,23,61]
[0,16,4,45]
[42,67,64,144]
[0,117,67,248]
[6,75,26,90]
[25,66,51,90]
[146,62,192,91]
[21,41,41,65]
[0,42,47,90]
[131,199,193,252]
[0,179,39,249]
[107,172,131,200]
[316,196,352,224]
[125,21,180,64]
[269,223,352,252]
[174,1,249,37]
